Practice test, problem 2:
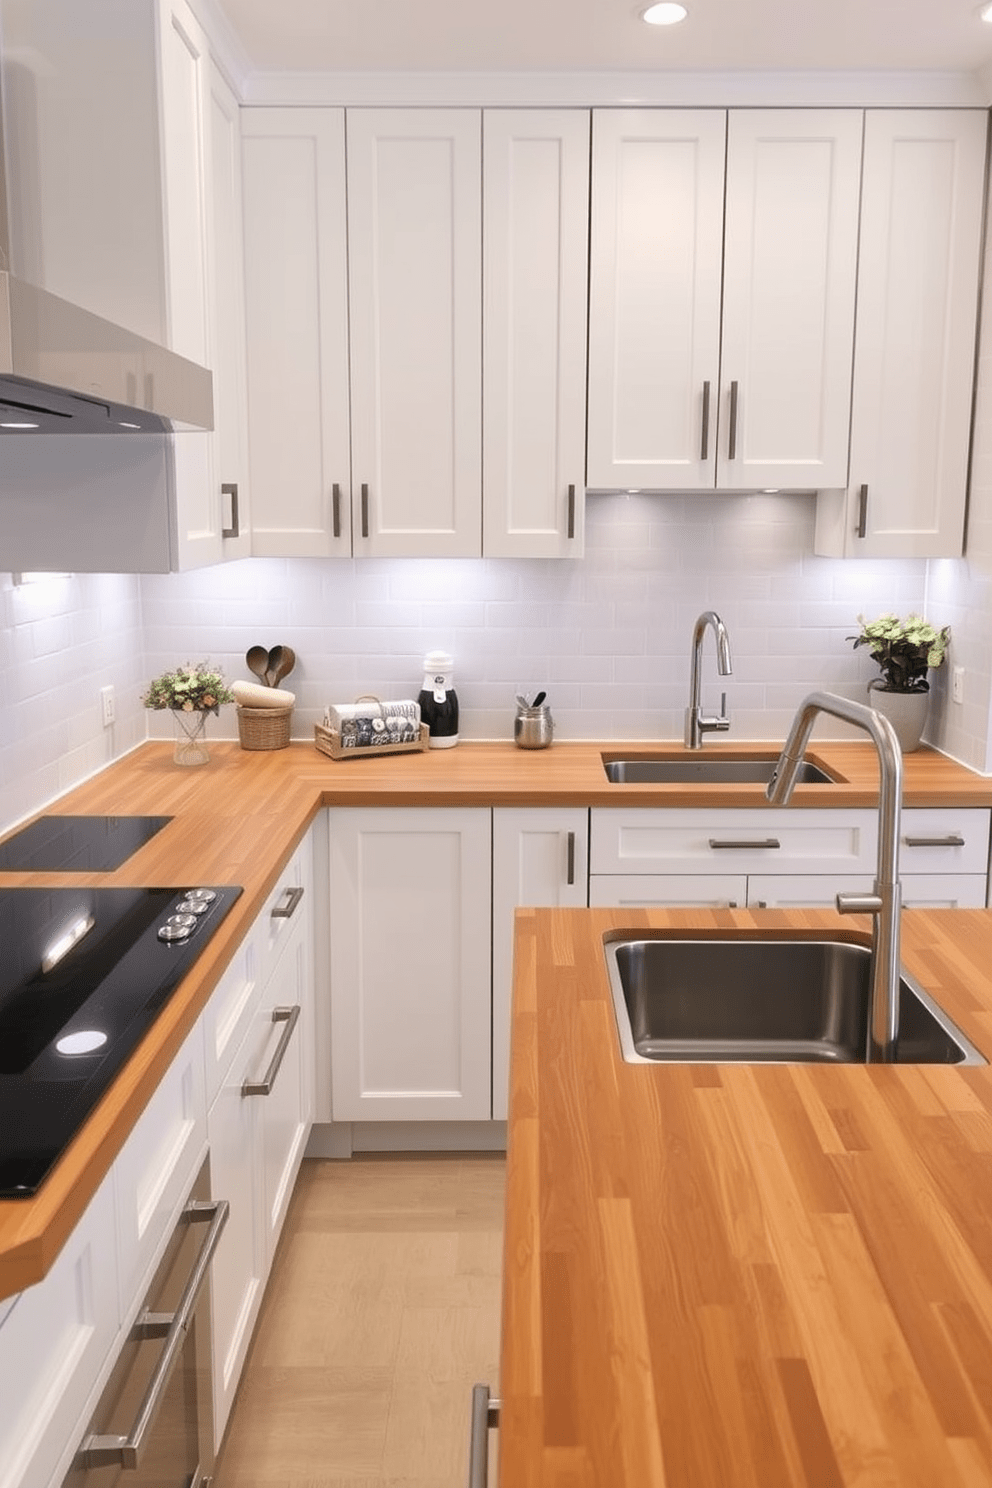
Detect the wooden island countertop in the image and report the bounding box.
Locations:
[501,904,992,1487]
[0,735,988,1305]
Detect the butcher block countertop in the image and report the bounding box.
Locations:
[501,905,992,1488]
[0,735,987,1304]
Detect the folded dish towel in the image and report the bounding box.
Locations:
[232,680,296,709]
[324,698,421,746]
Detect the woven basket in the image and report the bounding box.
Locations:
[237,705,293,751]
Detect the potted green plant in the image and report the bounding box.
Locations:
[848,614,950,752]
[142,661,234,766]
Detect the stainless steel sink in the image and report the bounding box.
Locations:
[605,936,986,1065]
[601,754,836,785]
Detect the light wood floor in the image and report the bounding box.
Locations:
[213,1152,505,1488]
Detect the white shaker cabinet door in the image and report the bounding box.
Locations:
[347,109,483,557]
[242,108,352,556]
[483,110,590,556]
[328,808,492,1121]
[587,109,726,490]
[206,59,251,560]
[492,808,589,1121]
[157,0,221,569]
[815,110,987,558]
[717,109,863,491]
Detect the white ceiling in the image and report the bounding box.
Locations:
[213,0,992,79]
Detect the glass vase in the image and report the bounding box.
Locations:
[171,708,210,767]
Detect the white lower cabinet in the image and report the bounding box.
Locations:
[328,807,491,1121]
[589,807,990,909]
[207,830,314,1449]
[492,808,589,1120]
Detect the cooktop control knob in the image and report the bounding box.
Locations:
[176,896,211,915]
[185,888,217,903]
[158,913,198,942]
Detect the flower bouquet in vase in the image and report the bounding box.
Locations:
[848,614,950,752]
[143,661,234,766]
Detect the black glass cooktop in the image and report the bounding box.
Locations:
[0,815,172,873]
[0,883,241,1197]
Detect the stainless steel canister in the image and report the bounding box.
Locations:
[514,703,554,749]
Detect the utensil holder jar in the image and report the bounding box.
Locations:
[514,705,554,749]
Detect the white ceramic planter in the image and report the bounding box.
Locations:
[866,682,930,753]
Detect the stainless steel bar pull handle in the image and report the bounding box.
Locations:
[700,380,711,461]
[566,831,576,886]
[361,483,370,538]
[468,1384,501,1488]
[857,483,869,539]
[904,834,965,848]
[242,1005,301,1097]
[708,838,781,850]
[272,885,305,920]
[567,484,576,540]
[221,483,239,539]
[79,1198,230,1469]
[728,381,739,460]
[332,482,342,539]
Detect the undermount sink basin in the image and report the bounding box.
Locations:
[605,936,986,1065]
[601,754,836,785]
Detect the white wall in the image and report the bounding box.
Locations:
[141,491,927,746]
[0,571,146,830]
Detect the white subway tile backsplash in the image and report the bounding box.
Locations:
[3,481,980,833]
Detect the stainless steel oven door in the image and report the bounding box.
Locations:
[61,1159,227,1488]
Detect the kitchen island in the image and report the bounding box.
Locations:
[500,904,992,1487]
[0,736,988,1302]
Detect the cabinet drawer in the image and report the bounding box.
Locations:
[901,874,988,909]
[202,924,262,1107]
[899,809,990,876]
[590,809,878,876]
[257,834,313,986]
[115,1020,207,1319]
[0,1177,119,1488]
[589,874,746,908]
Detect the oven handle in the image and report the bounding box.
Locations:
[79,1196,229,1470]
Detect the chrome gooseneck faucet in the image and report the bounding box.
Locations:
[766,691,904,1063]
[684,610,733,749]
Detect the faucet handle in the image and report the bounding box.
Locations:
[836,891,883,916]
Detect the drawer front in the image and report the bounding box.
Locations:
[901,874,988,909]
[746,874,875,909]
[589,873,747,908]
[590,808,879,876]
[202,922,262,1108]
[257,833,313,987]
[899,809,990,877]
[115,1020,207,1318]
[0,1177,119,1488]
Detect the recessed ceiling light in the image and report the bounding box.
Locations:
[642,2,688,23]
[979,1,992,20]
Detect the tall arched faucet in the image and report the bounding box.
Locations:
[767,691,903,1063]
[684,611,733,749]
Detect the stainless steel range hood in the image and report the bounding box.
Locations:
[0,272,214,433]
[0,0,214,435]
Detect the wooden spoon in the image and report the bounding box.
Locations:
[246,646,270,685]
[267,646,296,688]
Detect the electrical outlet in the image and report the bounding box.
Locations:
[100,685,116,728]
[952,666,965,706]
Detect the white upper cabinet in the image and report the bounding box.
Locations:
[241,108,352,557]
[348,109,482,557]
[206,60,252,560]
[815,110,988,559]
[587,108,863,492]
[157,0,223,568]
[483,110,590,557]
[587,109,726,490]
[719,109,862,490]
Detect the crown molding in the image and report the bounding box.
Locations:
[236,67,990,109]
